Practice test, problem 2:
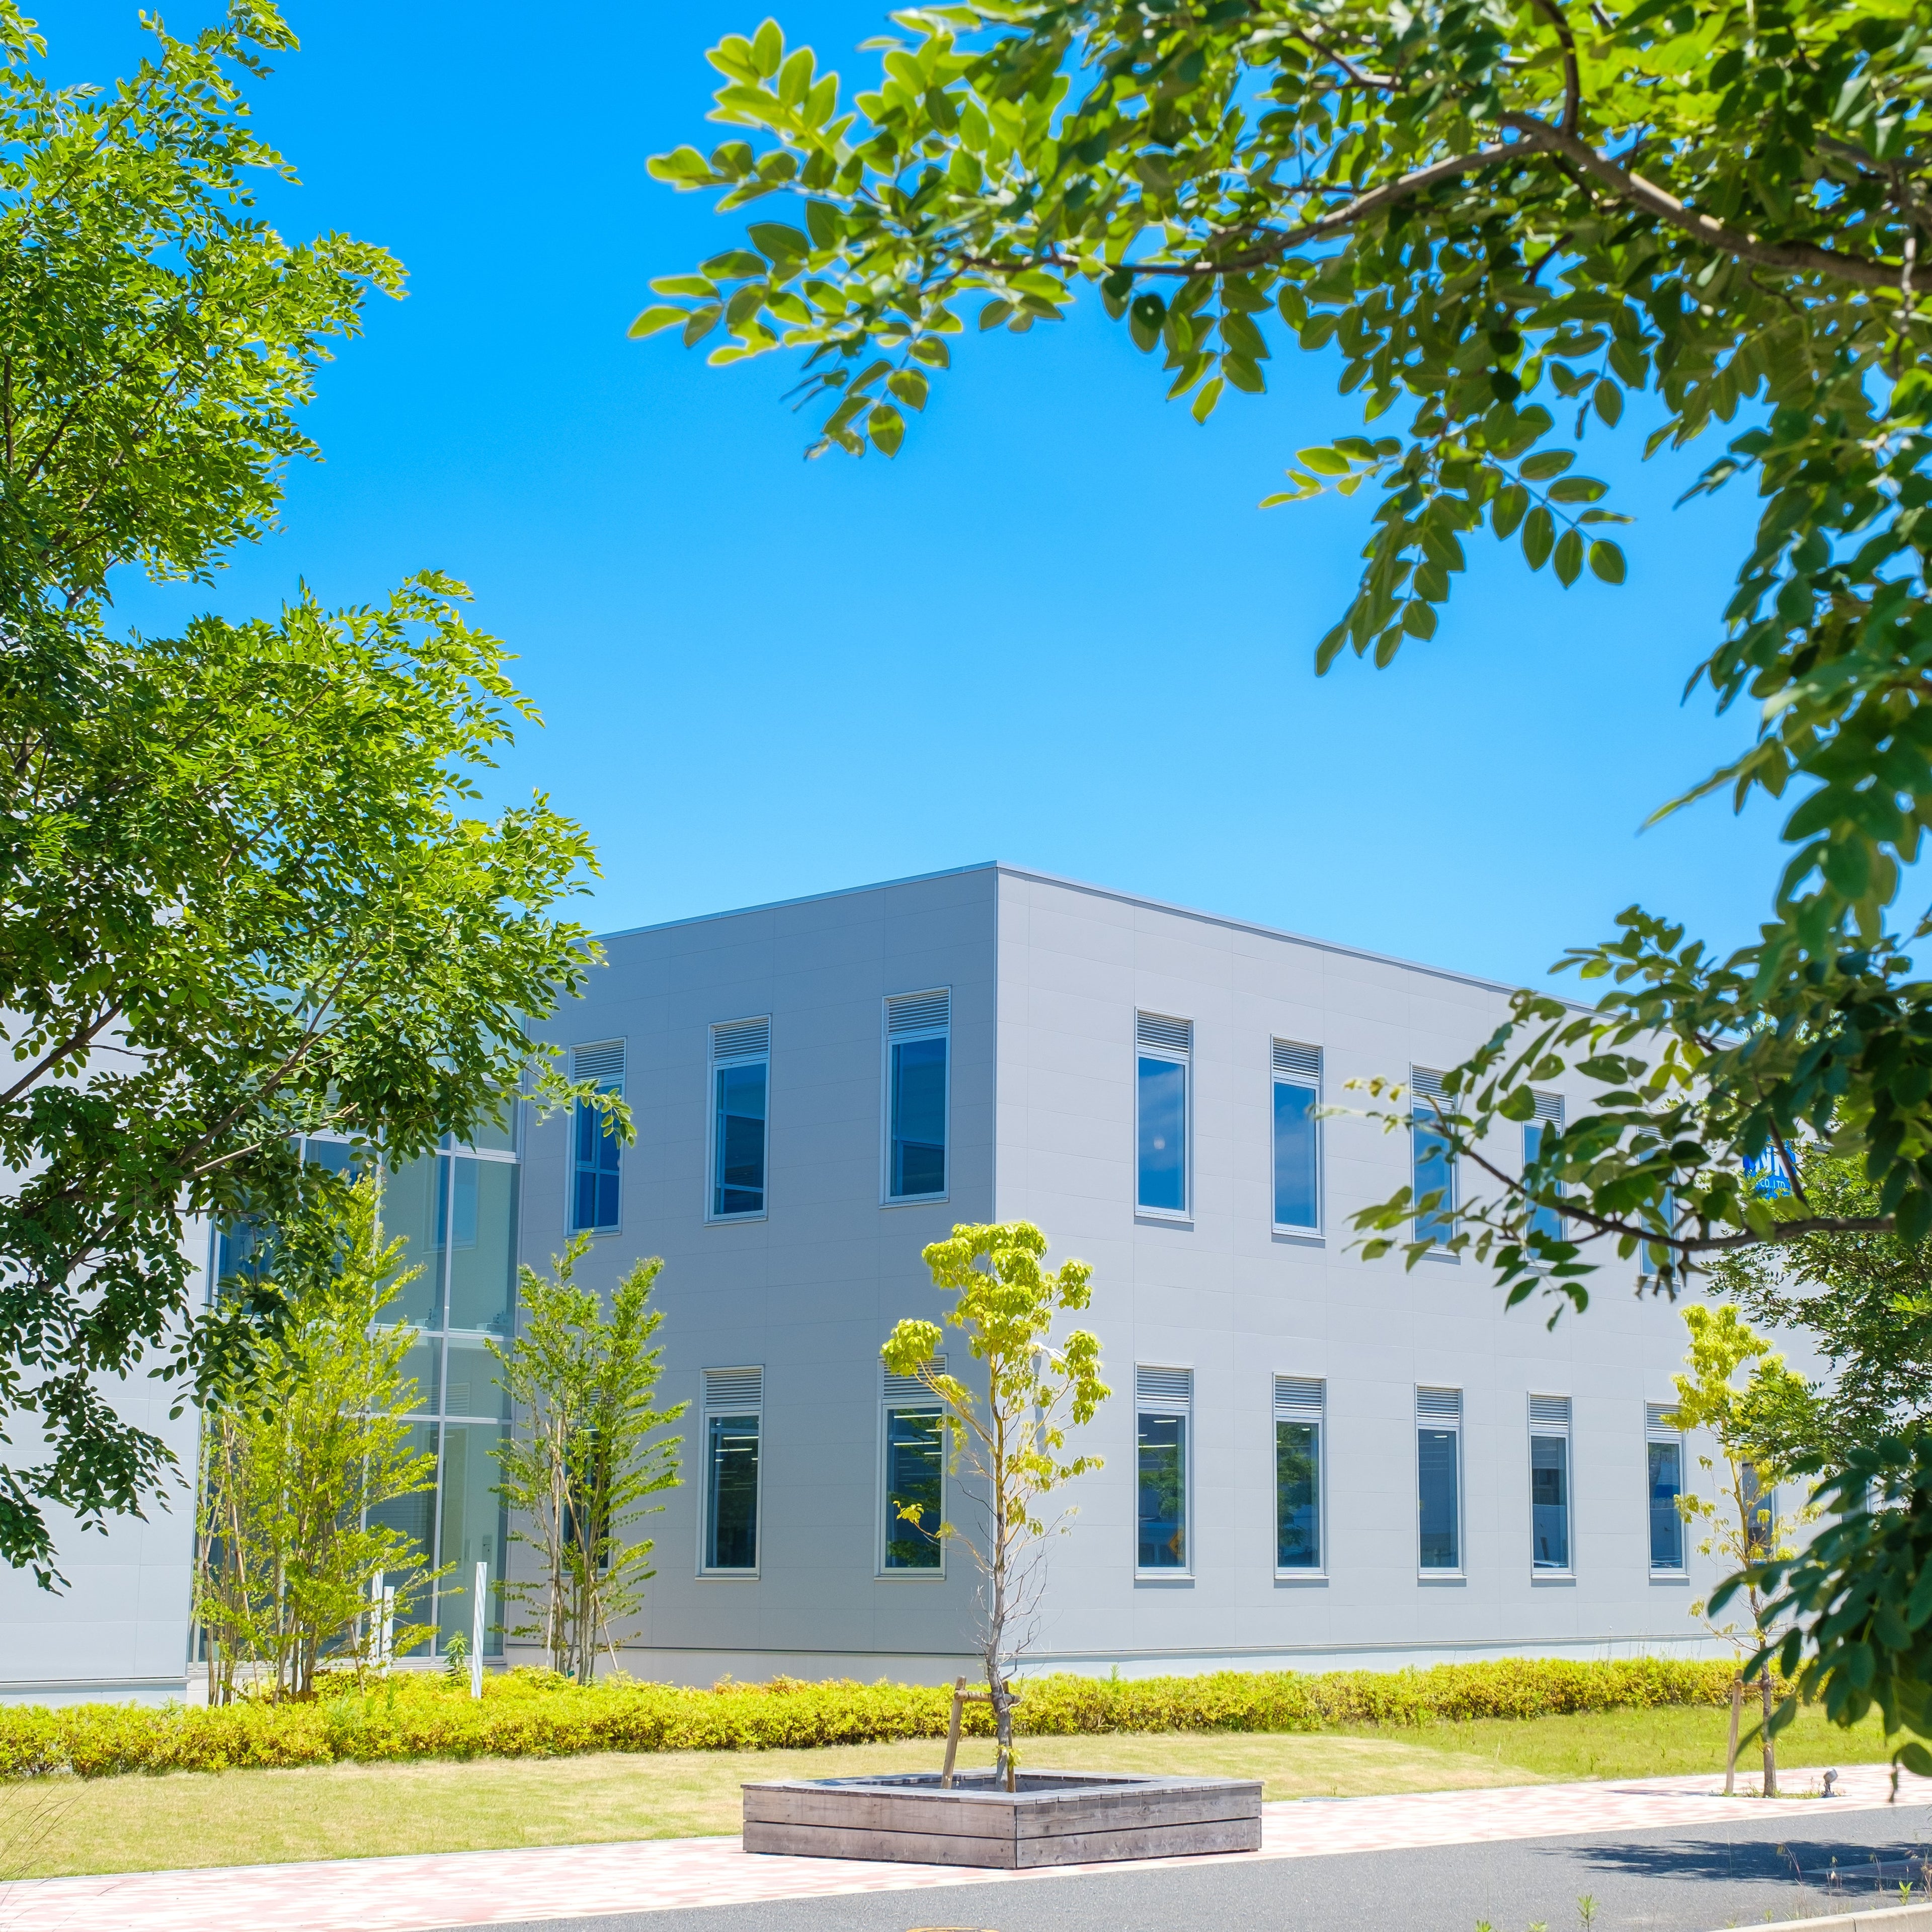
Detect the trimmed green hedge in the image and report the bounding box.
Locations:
[0,1656,1754,1779]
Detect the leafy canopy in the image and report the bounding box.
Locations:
[642,0,1932,1314]
[0,6,609,1579]
[884,1220,1107,1776]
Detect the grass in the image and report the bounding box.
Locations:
[0,1702,1896,1882]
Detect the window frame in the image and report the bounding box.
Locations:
[1134,1365,1193,1578]
[1416,1386,1464,1577]
[1273,1376,1326,1577]
[880,989,951,1206]
[1645,1403,1688,1576]
[877,1362,946,1578]
[566,1043,624,1239]
[1135,1014,1192,1221]
[706,1018,771,1224]
[698,1368,764,1578]
[1271,1042,1323,1236]
[1528,1394,1574,1576]
[1524,1091,1566,1253]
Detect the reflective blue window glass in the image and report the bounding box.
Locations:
[713,1062,767,1217]
[1648,1439,1684,1569]
[1418,1426,1461,1569]
[1137,1057,1186,1213]
[1276,1420,1320,1568]
[1524,1120,1564,1245]
[706,1414,761,1570]
[1412,1108,1456,1246]
[1137,1413,1187,1568]
[890,1035,947,1198]
[1273,1082,1319,1229]
[883,1408,943,1570]
[571,1085,622,1234]
[1531,1433,1570,1569]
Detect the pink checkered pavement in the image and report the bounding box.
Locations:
[5,1763,1925,1932]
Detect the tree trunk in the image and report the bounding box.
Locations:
[1759,1670,1779,1798]
[1725,1677,1742,1795]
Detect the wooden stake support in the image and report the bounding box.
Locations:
[938,1676,1021,1790]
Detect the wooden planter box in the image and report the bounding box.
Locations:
[741,1769,1263,1868]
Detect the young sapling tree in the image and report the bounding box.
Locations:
[1672,1304,1816,1797]
[490,1237,684,1681]
[882,1221,1108,1787]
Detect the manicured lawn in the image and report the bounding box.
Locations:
[0,1703,1894,1881]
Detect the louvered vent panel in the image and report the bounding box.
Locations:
[572,1040,625,1084]
[710,1017,770,1061]
[1411,1067,1447,1100]
[1137,1013,1192,1057]
[1274,1375,1325,1419]
[887,990,950,1035]
[1646,1402,1680,1435]
[882,1354,944,1402]
[1528,1394,1572,1430]
[703,1367,763,1409]
[1136,1365,1192,1407]
[1273,1040,1322,1083]
[1416,1386,1462,1423]
[1532,1091,1566,1124]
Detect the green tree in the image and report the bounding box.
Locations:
[1709,1148,1932,1468]
[643,0,1932,1760]
[0,7,617,1581]
[490,1240,685,1682]
[194,1174,442,1703]
[1671,1304,1815,1796]
[882,1221,1108,1786]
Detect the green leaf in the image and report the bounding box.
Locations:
[1190,374,1224,423]
[1554,527,1584,586]
[1522,506,1555,572]
[748,223,810,264]
[867,403,904,456]
[1548,476,1608,504]
[1492,484,1529,538]
[701,251,769,281]
[751,18,784,76]
[979,299,1013,331]
[1298,447,1351,476]
[681,305,723,347]
[1588,539,1626,584]
[1593,380,1624,428]
[886,368,928,411]
[1520,450,1575,481]
[627,307,688,340]
[1401,600,1437,639]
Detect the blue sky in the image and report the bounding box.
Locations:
[53,2,1787,990]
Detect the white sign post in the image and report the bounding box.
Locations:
[469,1560,487,1699]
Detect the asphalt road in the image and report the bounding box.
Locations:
[470,1798,1932,1932]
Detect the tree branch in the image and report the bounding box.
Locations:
[1527,0,1581,137]
[1497,113,1904,289]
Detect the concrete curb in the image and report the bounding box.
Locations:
[1739,1906,1932,1932]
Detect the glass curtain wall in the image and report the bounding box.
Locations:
[373,1117,519,1657]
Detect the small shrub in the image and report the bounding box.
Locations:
[0,1656,1759,1779]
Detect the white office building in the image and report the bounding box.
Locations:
[513,863,1778,1684]
[0,862,1794,1699]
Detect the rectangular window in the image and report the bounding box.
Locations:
[1646,1403,1685,1571]
[1275,1376,1324,1570]
[1525,1092,1565,1247]
[1272,1041,1322,1232]
[1411,1069,1455,1248]
[1742,1463,1778,1559]
[1529,1394,1572,1571]
[1417,1386,1462,1572]
[1136,1014,1191,1215]
[885,990,950,1200]
[1136,1365,1191,1570]
[570,1041,624,1236]
[709,1018,770,1219]
[881,1357,944,1572]
[702,1367,762,1573]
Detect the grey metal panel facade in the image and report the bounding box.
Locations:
[520,863,1808,1681]
[519,866,999,1674]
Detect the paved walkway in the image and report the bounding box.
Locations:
[3,1763,1923,1932]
